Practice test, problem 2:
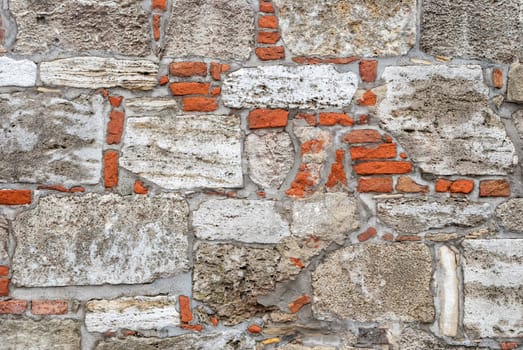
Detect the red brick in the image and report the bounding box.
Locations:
[292,57,323,65]
[183,97,218,112]
[211,87,221,96]
[103,151,119,189]
[31,300,68,315]
[343,129,382,144]
[301,139,324,155]
[323,57,359,64]
[359,60,378,82]
[256,46,285,60]
[247,324,262,334]
[0,190,32,205]
[325,150,347,188]
[396,235,421,242]
[179,295,193,323]
[382,233,394,241]
[358,90,377,106]
[289,257,304,268]
[260,1,274,13]
[0,278,8,296]
[319,112,353,126]
[0,300,27,314]
[0,266,7,277]
[169,62,207,77]
[210,316,219,326]
[169,82,210,96]
[358,115,369,125]
[108,95,123,108]
[221,64,230,73]
[357,177,393,193]
[357,227,377,242]
[257,31,281,44]
[399,152,407,159]
[153,14,161,41]
[450,179,474,194]
[435,178,452,192]
[210,62,221,80]
[70,187,85,193]
[249,109,288,129]
[354,161,412,175]
[152,0,167,11]
[492,68,503,89]
[396,176,429,193]
[286,165,315,198]
[134,180,148,195]
[350,143,396,160]
[288,295,311,314]
[479,180,510,197]
[500,342,519,350]
[258,15,278,29]
[107,110,125,145]
[180,324,203,331]
[159,75,169,85]
[37,184,69,192]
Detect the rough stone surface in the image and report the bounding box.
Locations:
[420,0,522,63]
[12,193,189,287]
[377,65,515,175]
[0,319,81,350]
[245,131,295,189]
[124,97,179,117]
[377,197,491,234]
[0,92,104,186]
[222,65,358,109]
[193,199,290,243]
[273,0,417,57]
[164,0,255,60]
[399,327,489,350]
[120,114,242,189]
[496,198,523,233]
[0,57,36,87]
[291,193,359,243]
[40,57,158,90]
[513,109,523,139]
[462,239,523,338]
[436,246,458,337]
[508,63,523,103]
[0,215,8,263]
[85,296,179,333]
[313,243,434,322]
[95,331,255,350]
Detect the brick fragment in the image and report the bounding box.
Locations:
[500,342,519,350]
[153,14,161,41]
[396,176,429,193]
[0,266,8,276]
[133,180,148,195]
[450,179,474,194]
[289,257,304,268]
[479,179,510,197]
[37,185,69,192]
[292,57,323,64]
[357,177,393,193]
[295,113,317,126]
[301,139,324,155]
[210,317,219,326]
[159,75,169,85]
[0,278,8,296]
[0,300,27,314]
[288,295,311,314]
[179,295,193,323]
[211,87,221,96]
[169,62,207,77]
[344,129,382,144]
[180,324,203,331]
[350,143,396,160]
[358,115,369,125]
[107,110,125,144]
[326,150,347,188]
[210,62,221,80]
[70,187,85,193]
[357,227,377,242]
[258,31,280,44]
[323,57,359,64]
[31,300,68,315]
[0,190,32,205]
[435,178,452,192]
[258,15,278,29]
[152,0,167,11]
[249,109,288,129]
[319,112,353,126]
[103,151,118,188]
[247,324,262,334]
[108,95,123,108]
[358,90,377,106]
[286,165,314,198]
[382,233,394,241]
[183,97,218,112]
[354,161,412,175]
[360,60,378,82]
[256,46,285,60]
[492,68,503,89]
[170,82,210,96]
[260,1,274,13]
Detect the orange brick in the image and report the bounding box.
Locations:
[492,68,503,89]
[183,97,218,112]
[103,151,118,189]
[292,57,323,64]
[319,113,354,126]
[107,110,125,145]
[323,57,359,64]
[396,176,429,193]
[343,129,382,144]
[288,295,311,314]
[108,95,123,108]
[153,14,161,41]
[359,60,378,82]
[289,257,304,268]
[210,316,219,326]
[357,177,393,193]
[0,300,27,314]
[169,82,210,96]
[257,31,281,44]
[358,90,377,106]
[0,266,7,277]
[211,87,221,96]
[354,161,412,175]
[169,62,207,77]
[479,180,510,197]
[31,300,68,315]
[258,15,278,29]
[180,324,203,331]
[301,139,325,155]
[247,324,262,334]
[159,75,169,85]
[210,62,221,80]
[256,46,285,60]
[249,109,288,129]
[500,342,519,350]
[325,150,347,188]
[450,179,474,194]
[357,227,377,242]
[0,278,8,296]
[134,180,148,195]
[358,114,369,125]
[37,184,69,192]
[350,143,396,160]
[152,0,167,11]
[435,178,452,192]
[0,190,32,205]
[70,187,85,193]
[260,1,275,12]
[179,295,193,323]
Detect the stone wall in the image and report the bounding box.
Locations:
[0,0,521,349]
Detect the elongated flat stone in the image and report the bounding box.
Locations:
[193,199,290,243]
[436,246,458,337]
[0,216,8,263]
[85,296,179,333]
[0,319,81,350]
[124,97,179,117]
[507,62,523,103]
[377,65,515,175]
[121,114,242,189]
[0,92,104,186]
[12,193,189,287]
[222,65,358,109]
[0,57,36,87]
[40,57,158,90]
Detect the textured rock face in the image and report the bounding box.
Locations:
[496,198,523,233]
[164,0,255,60]
[377,65,515,175]
[193,199,290,243]
[85,296,179,333]
[0,319,81,350]
[245,131,295,188]
[11,0,150,56]
[120,114,242,189]
[420,0,522,63]
[0,92,104,186]
[40,57,158,90]
[222,65,358,109]
[377,197,491,234]
[313,244,434,322]
[508,63,523,103]
[399,327,488,350]
[0,216,8,263]
[124,97,180,116]
[12,194,189,287]
[462,239,523,338]
[0,57,36,87]
[273,0,416,57]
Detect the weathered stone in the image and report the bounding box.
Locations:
[120,114,242,189]
[95,331,255,350]
[164,0,255,60]
[291,193,359,243]
[0,319,81,350]
[420,0,522,63]
[377,197,491,234]
[273,0,416,57]
[85,296,179,333]
[425,233,459,242]
[294,127,333,164]
[222,65,358,109]
[436,246,458,337]
[513,109,523,139]
[0,57,36,87]
[0,215,8,263]
[377,65,515,175]
[12,193,189,287]
[124,97,179,117]
[313,243,434,322]
[193,199,290,243]
[463,239,523,338]
[0,92,103,186]
[246,131,294,188]
[508,63,523,103]
[40,57,158,90]
[399,327,489,350]
[496,198,523,233]
[11,0,150,56]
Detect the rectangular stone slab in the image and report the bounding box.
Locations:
[12,193,190,287]
[0,319,81,350]
[0,57,36,87]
